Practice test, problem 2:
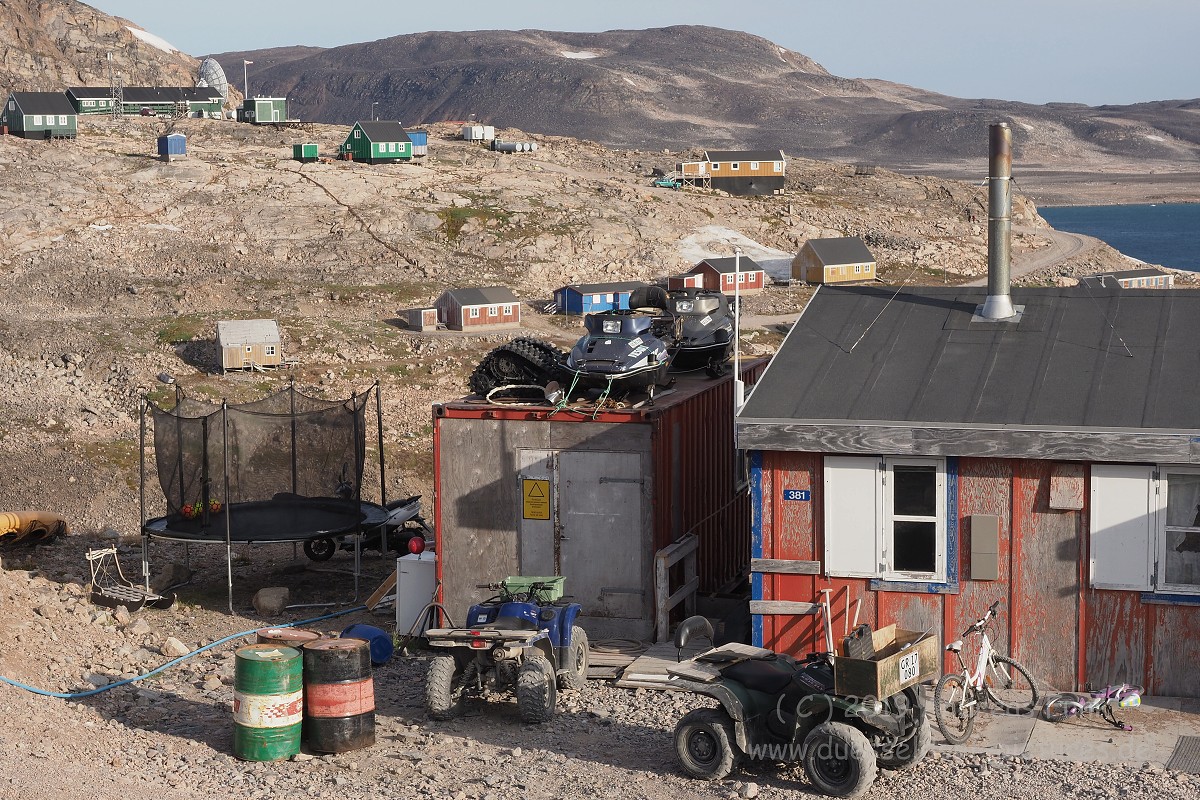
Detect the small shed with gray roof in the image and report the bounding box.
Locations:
[340,121,412,164]
[3,92,77,139]
[739,283,1200,698]
[792,236,876,284]
[553,281,648,314]
[435,287,521,331]
[216,319,283,372]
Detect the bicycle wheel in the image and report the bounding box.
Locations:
[984,654,1040,714]
[1041,693,1082,723]
[934,672,976,744]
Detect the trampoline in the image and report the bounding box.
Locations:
[143,497,389,544]
[139,383,392,611]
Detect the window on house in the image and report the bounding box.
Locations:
[592,294,602,303]
[737,273,745,284]
[823,455,947,581]
[354,130,361,139]
[245,346,253,353]
[750,161,759,170]
[84,100,94,107]
[1091,464,1200,594]
[774,161,783,172]
[731,163,740,171]
[58,116,66,125]
[711,163,721,170]
[487,306,497,316]
[855,265,862,274]
[32,115,41,125]
[469,307,480,318]
[502,304,513,316]
[265,345,276,356]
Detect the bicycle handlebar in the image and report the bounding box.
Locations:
[962,599,1004,637]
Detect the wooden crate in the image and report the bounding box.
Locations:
[832,624,938,699]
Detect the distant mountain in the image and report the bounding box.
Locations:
[208,26,1200,168]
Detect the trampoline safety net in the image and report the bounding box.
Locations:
[150,386,369,520]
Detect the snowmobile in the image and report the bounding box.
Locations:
[465,286,735,401]
[562,306,674,399]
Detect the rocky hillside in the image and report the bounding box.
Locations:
[0,0,199,93]
[0,116,1151,541]
[208,26,1200,169]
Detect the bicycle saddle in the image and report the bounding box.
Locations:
[946,640,964,652]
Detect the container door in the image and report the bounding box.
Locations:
[558,450,644,619]
[516,450,556,577]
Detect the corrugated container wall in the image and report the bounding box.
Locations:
[433,360,765,640]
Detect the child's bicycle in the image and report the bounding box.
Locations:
[1041,684,1143,731]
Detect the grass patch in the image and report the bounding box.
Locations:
[156,314,210,344]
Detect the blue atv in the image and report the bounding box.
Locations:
[424,576,588,723]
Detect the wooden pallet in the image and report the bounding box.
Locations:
[615,640,709,690]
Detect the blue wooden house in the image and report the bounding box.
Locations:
[554,281,648,315]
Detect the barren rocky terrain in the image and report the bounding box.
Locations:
[0,113,1194,799]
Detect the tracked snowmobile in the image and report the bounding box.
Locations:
[466,286,735,401]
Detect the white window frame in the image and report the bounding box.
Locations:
[854,265,862,274]
[354,129,361,139]
[502,304,513,316]
[774,161,783,172]
[487,305,498,316]
[591,294,602,304]
[711,162,721,170]
[32,115,42,125]
[750,161,759,170]
[1090,463,1200,595]
[737,273,746,284]
[264,345,277,356]
[824,455,947,582]
[468,307,480,319]
[731,162,740,171]
[58,115,67,125]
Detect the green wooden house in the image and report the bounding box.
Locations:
[339,121,412,164]
[237,97,288,124]
[2,92,77,139]
[68,87,225,118]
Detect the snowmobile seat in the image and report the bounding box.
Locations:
[722,657,797,695]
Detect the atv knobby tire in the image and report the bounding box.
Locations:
[516,654,557,723]
[802,721,878,798]
[674,707,738,780]
[557,625,589,691]
[425,655,466,721]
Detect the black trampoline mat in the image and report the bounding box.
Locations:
[142,498,388,543]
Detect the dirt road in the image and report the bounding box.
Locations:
[964,225,1103,287]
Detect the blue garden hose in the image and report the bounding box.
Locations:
[0,605,366,700]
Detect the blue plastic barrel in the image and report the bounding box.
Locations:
[340,624,393,666]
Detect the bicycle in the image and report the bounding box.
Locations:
[933,599,1041,744]
[1041,684,1142,731]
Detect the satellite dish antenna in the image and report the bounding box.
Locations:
[197,58,229,100]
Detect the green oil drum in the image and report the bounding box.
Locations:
[233,644,303,761]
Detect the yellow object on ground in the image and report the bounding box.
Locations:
[0,511,70,546]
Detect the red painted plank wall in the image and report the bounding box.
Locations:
[757,453,1200,696]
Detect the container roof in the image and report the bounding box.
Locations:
[802,237,875,266]
[560,281,648,294]
[741,285,1200,431]
[216,319,281,346]
[441,286,519,306]
[9,92,76,115]
[703,150,785,162]
[355,121,411,143]
[696,256,765,274]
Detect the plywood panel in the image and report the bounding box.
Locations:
[1148,604,1200,697]
[1084,590,1145,689]
[953,459,1013,673]
[1013,460,1080,692]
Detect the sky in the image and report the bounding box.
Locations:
[90,0,1198,106]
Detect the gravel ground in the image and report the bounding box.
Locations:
[2,537,1199,800]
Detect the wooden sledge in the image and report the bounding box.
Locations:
[86,547,176,611]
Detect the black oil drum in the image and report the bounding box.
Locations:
[301,637,375,753]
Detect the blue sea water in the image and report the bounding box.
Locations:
[1039,203,1199,273]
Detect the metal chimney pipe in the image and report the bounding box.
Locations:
[982,122,1016,320]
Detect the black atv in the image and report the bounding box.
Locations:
[666,617,931,798]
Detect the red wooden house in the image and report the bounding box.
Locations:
[686,256,766,295]
[434,287,521,331]
[738,283,1200,697]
